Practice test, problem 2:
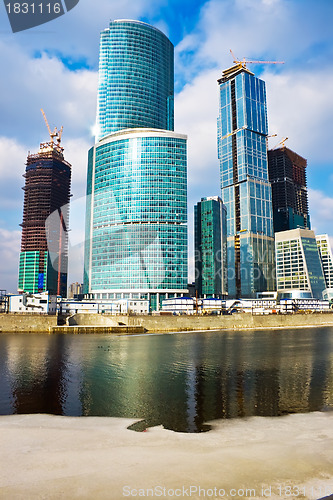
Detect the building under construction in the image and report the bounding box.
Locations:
[268,146,310,233]
[18,113,71,297]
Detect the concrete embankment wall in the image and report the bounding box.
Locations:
[0,314,57,333]
[122,312,333,332]
[69,311,333,333]
[2,311,333,334]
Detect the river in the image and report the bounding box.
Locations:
[1,327,333,432]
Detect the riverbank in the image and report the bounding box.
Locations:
[0,412,333,499]
[1,311,333,334]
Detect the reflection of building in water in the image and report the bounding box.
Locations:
[308,328,332,412]
[322,355,333,408]
[5,335,68,414]
[277,331,313,414]
[2,329,333,428]
[79,335,189,431]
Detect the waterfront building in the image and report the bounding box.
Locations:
[275,229,326,299]
[194,196,227,298]
[18,132,71,296]
[84,20,187,311]
[268,146,310,232]
[316,234,333,301]
[60,298,149,315]
[217,64,275,298]
[9,292,57,315]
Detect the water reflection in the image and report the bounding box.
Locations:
[1,328,333,432]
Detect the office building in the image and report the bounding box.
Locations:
[316,234,333,300]
[268,147,310,232]
[194,196,227,297]
[217,64,275,298]
[68,282,83,298]
[96,19,174,141]
[18,132,71,296]
[84,20,187,311]
[275,229,325,299]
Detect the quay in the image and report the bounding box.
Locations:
[1,311,333,334]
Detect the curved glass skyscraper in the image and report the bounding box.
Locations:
[84,20,188,310]
[97,20,174,141]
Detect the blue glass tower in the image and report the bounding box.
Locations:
[217,64,275,298]
[84,20,188,310]
[97,20,174,141]
[194,197,227,298]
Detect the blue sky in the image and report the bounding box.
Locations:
[0,0,332,292]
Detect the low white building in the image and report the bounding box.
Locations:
[60,298,149,315]
[161,297,195,314]
[9,292,57,315]
[280,298,330,312]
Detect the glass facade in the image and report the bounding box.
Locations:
[275,229,326,299]
[84,130,187,298]
[85,20,188,309]
[97,20,174,141]
[194,197,227,297]
[316,235,333,299]
[217,66,275,297]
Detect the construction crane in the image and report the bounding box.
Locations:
[272,137,288,149]
[40,109,63,149]
[230,49,284,69]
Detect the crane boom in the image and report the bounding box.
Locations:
[230,49,284,68]
[40,109,64,152]
[41,108,52,137]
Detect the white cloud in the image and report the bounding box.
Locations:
[308,189,333,237]
[0,228,21,293]
[175,68,220,191]
[0,136,27,181]
[265,69,333,164]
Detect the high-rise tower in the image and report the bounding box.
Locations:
[18,126,71,297]
[84,20,187,311]
[194,196,227,298]
[97,20,174,140]
[217,64,275,298]
[268,146,310,232]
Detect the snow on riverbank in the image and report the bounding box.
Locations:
[0,412,333,499]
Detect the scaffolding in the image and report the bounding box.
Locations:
[19,143,71,297]
[268,146,309,232]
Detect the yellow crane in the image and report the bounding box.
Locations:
[40,109,63,149]
[272,137,288,149]
[230,49,284,69]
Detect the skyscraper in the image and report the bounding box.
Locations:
[194,196,227,298]
[18,132,71,296]
[316,234,333,301]
[84,20,187,311]
[268,146,310,232]
[96,20,174,140]
[275,229,325,299]
[217,64,275,298]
